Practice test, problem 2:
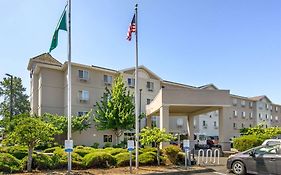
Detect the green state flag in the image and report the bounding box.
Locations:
[49,7,67,52]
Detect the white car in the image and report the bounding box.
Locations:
[262,139,281,146]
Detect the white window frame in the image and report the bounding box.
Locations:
[78,70,89,81]
[104,75,113,85]
[249,102,253,108]
[233,110,238,117]
[276,106,278,112]
[242,111,246,118]
[241,100,246,107]
[127,78,135,88]
[147,81,154,92]
[275,116,278,121]
[79,90,89,102]
[249,112,253,119]
[259,113,262,119]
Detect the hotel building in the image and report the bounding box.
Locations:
[27,53,281,150]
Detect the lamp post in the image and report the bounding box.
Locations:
[5,73,13,121]
[139,89,142,133]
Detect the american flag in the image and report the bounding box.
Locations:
[126,14,136,41]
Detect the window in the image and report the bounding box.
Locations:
[242,111,246,118]
[209,115,212,118]
[241,100,246,107]
[265,114,268,119]
[77,111,88,117]
[270,105,273,111]
[249,102,253,108]
[266,104,269,110]
[241,123,244,128]
[104,75,113,85]
[152,117,157,127]
[233,123,236,129]
[78,90,89,101]
[275,116,279,121]
[213,121,217,128]
[146,81,154,92]
[127,78,135,88]
[259,103,263,109]
[202,120,207,127]
[249,112,253,119]
[233,110,238,117]
[78,70,89,81]
[233,99,237,106]
[270,115,273,121]
[249,124,252,127]
[147,99,152,105]
[259,113,262,119]
[103,135,112,142]
[276,106,278,112]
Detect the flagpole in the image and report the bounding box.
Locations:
[67,0,72,174]
[134,3,139,169]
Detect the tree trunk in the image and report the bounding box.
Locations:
[157,146,160,166]
[27,146,33,172]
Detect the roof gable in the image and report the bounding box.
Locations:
[249,95,272,103]
[27,53,62,70]
[120,65,162,80]
[198,84,218,90]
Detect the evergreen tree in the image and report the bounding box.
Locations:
[0,76,30,119]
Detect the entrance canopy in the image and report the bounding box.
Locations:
[146,88,231,116]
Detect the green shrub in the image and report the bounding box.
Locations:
[114,152,134,167]
[176,152,185,165]
[22,153,54,170]
[139,152,157,165]
[0,153,22,173]
[83,152,116,168]
[6,146,28,159]
[74,146,95,157]
[139,147,157,154]
[233,135,263,151]
[164,145,181,164]
[91,142,99,148]
[43,146,61,153]
[52,147,83,169]
[104,142,112,148]
[104,148,127,156]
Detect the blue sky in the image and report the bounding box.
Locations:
[0,0,281,104]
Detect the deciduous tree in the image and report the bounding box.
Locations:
[94,75,135,144]
[140,127,175,165]
[4,117,57,172]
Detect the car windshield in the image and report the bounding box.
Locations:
[265,141,281,146]
[243,144,281,155]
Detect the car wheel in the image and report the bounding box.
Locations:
[232,161,246,175]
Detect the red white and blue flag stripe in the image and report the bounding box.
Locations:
[126,14,136,41]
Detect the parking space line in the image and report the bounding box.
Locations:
[212,172,227,175]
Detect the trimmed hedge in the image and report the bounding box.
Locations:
[74,146,95,157]
[43,146,61,153]
[115,152,134,167]
[164,145,181,164]
[139,152,157,165]
[233,135,263,151]
[176,152,185,165]
[52,147,83,169]
[104,148,127,156]
[0,153,22,173]
[22,153,54,170]
[6,146,28,160]
[83,152,116,168]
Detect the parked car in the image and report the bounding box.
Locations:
[227,143,281,175]
[262,139,281,146]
